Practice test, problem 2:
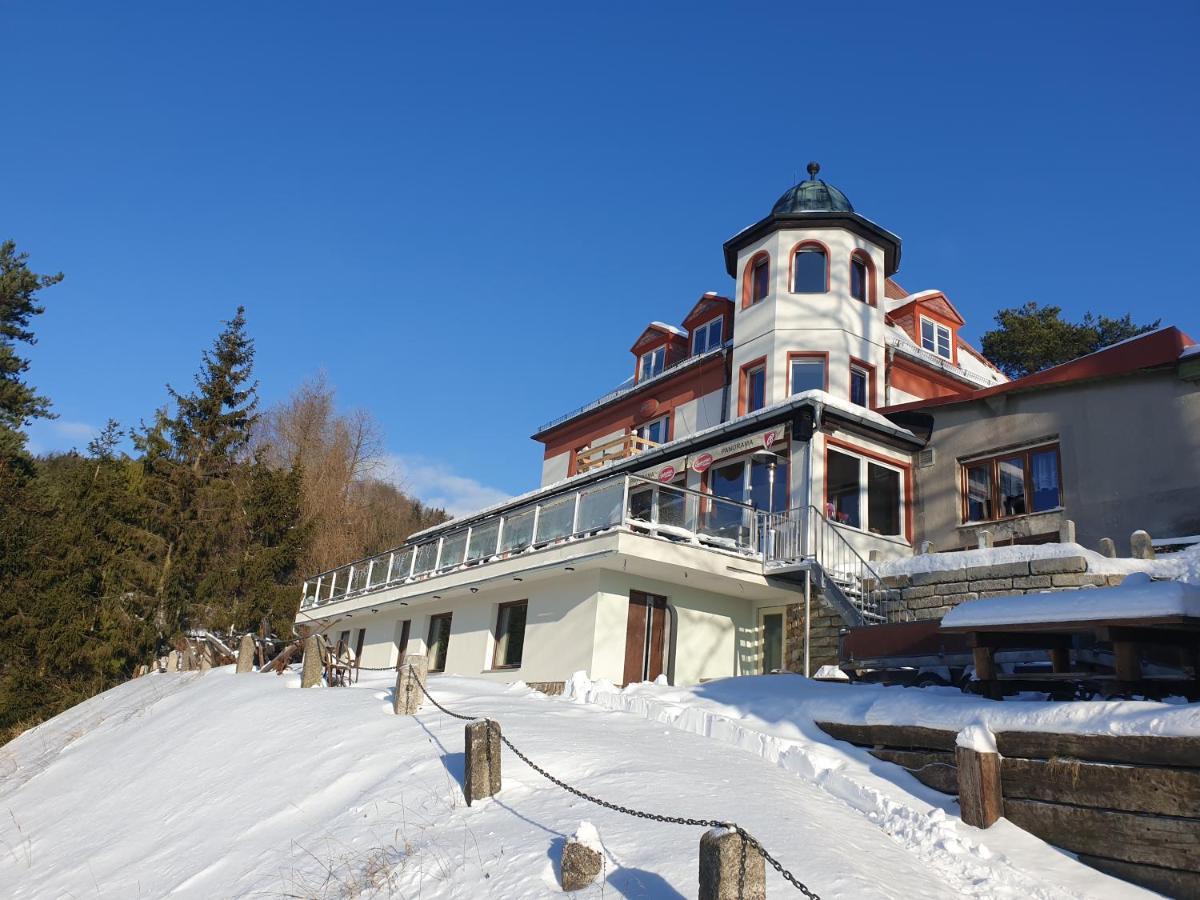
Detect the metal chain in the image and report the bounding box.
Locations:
[406,666,821,899]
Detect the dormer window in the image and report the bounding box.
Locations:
[640,346,665,380]
[749,255,770,304]
[791,243,828,294]
[692,317,723,355]
[920,317,953,360]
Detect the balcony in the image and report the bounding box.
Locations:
[574,433,659,473]
[298,473,764,611]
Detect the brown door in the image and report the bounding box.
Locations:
[623,591,668,685]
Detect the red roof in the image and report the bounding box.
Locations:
[881,327,1197,414]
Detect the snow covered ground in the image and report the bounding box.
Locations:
[0,668,1175,899]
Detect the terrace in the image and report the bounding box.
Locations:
[299,472,768,612]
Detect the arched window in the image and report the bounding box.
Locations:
[742,252,770,307]
[791,243,828,294]
[850,250,876,305]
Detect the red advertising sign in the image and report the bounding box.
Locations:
[691,452,714,474]
[658,466,676,483]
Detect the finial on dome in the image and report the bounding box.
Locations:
[806,161,821,180]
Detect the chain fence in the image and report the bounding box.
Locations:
[404,664,821,899]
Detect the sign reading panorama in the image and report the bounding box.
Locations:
[689,424,789,473]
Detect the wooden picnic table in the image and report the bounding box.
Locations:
[940,613,1200,697]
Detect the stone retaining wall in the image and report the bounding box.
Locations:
[875,555,1126,622]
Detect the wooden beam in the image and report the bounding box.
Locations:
[1075,854,1200,899]
[1004,798,1200,871]
[815,721,958,752]
[972,645,996,681]
[869,748,958,794]
[969,632,1073,651]
[1049,645,1071,673]
[1002,757,1200,818]
[1113,640,1142,681]
[995,731,1200,767]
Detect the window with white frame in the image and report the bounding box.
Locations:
[826,447,903,537]
[789,356,825,394]
[920,317,952,360]
[636,415,669,445]
[640,346,665,380]
[849,364,870,407]
[692,317,723,355]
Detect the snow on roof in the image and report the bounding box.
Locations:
[884,289,944,313]
[649,321,687,338]
[941,573,1200,629]
[1181,343,1200,359]
[885,327,1000,388]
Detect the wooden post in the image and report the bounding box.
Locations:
[1049,645,1071,674]
[956,745,1004,828]
[977,530,993,549]
[972,645,996,681]
[236,633,256,673]
[1114,640,1142,682]
[167,649,179,672]
[300,635,323,688]
[463,719,501,805]
[1059,519,1076,544]
[698,827,765,900]
[394,655,428,715]
[1098,537,1117,558]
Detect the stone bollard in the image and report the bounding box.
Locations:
[236,634,256,673]
[393,655,428,715]
[300,635,323,688]
[561,822,605,891]
[955,726,1003,828]
[918,540,934,555]
[199,656,211,673]
[463,719,502,806]
[1099,537,1117,558]
[1058,519,1076,544]
[1131,530,1156,560]
[699,827,765,900]
[868,549,880,562]
[167,650,179,672]
[977,530,993,549]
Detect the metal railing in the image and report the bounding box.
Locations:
[534,345,726,435]
[761,506,896,625]
[299,473,760,610]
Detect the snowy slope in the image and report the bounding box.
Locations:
[0,669,1165,899]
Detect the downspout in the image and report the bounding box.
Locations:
[665,602,678,685]
[803,398,823,679]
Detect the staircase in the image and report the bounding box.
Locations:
[760,506,892,627]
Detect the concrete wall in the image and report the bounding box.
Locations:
[348,572,603,685]
[341,565,767,688]
[673,387,726,438]
[913,370,1200,552]
[541,452,570,487]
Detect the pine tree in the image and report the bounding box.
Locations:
[166,306,258,474]
[980,302,1160,379]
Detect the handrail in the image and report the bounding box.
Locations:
[626,473,757,511]
[575,433,659,473]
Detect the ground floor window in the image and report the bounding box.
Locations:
[493,601,528,669]
[427,613,452,672]
[826,446,904,537]
[962,443,1061,522]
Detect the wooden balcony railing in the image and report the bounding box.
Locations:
[574,433,659,473]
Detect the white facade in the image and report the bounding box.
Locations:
[730,226,890,418]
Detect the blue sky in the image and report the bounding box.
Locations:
[5,2,1198,514]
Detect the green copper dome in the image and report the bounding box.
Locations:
[770,161,854,215]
